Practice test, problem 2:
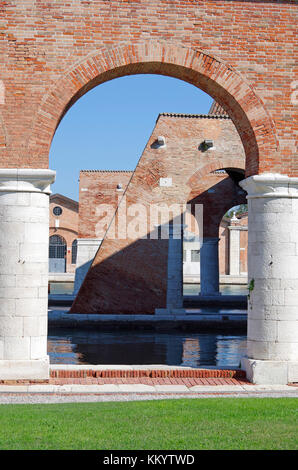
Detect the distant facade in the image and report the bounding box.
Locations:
[49,194,79,274]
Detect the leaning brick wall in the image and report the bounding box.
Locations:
[78,171,133,239]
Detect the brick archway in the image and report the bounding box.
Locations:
[28,42,277,177]
[187,159,245,189]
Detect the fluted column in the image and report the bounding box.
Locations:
[0,169,55,380]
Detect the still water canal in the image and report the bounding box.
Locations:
[48,329,246,368]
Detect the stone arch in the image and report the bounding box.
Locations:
[28,42,277,176]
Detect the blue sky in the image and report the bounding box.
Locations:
[49,74,213,201]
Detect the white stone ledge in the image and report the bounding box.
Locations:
[0,169,56,194]
[0,357,49,380]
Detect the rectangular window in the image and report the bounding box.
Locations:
[191,250,200,262]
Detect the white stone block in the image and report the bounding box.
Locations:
[284,290,298,306]
[248,319,277,342]
[247,340,270,360]
[3,336,30,360]
[0,192,18,206]
[30,192,49,208]
[23,316,47,337]
[267,342,297,361]
[0,286,39,299]
[0,222,25,245]
[0,339,3,360]
[274,306,298,321]
[24,222,49,243]
[0,274,16,288]
[19,242,48,262]
[241,357,289,385]
[0,299,15,316]
[277,321,298,343]
[16,274,47,288]
[0,315,23,336]
[15,298,48,317]
[0,358,49,380]
[30,336,47,360]
[17,192,31,206]
[288,363,298,383]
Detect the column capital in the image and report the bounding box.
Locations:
[240,173,298,199]
[0,169,56,194]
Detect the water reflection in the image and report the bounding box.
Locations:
[183,284,248,295]
[48,329,246,368]
[50,282,248,296]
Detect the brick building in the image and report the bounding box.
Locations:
[72,110,247,311]
[49,194,78,274]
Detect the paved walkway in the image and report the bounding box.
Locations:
[0,367,297,402]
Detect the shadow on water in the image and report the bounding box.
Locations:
[48,328,246,368]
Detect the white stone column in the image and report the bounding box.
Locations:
[73,238,102,295]
[200,238,221,296]
[240,174,298,384]
[0,169,55,380]
[228,221,241,276]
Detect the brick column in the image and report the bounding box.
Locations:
[0,169,55,380]
[240,174,298,384]
[200,238,221,296]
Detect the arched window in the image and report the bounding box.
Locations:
[71,239,77,264]
[49,235,67,259]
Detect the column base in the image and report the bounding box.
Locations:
[241,357,298,385]
[0,356,49,380]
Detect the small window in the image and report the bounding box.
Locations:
[191,250,200,262]
[71,239,77,264]
[183,250,186,262]
[53,206,62,216]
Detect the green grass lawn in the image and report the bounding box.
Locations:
[0,397,297,450]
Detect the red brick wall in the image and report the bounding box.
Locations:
[0,1,296,175]
[49,195,78,273]
[78,171,133,238]
[72,114,246,313]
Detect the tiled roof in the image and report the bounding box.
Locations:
[157,112,230,120]
[80,170,133,173]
